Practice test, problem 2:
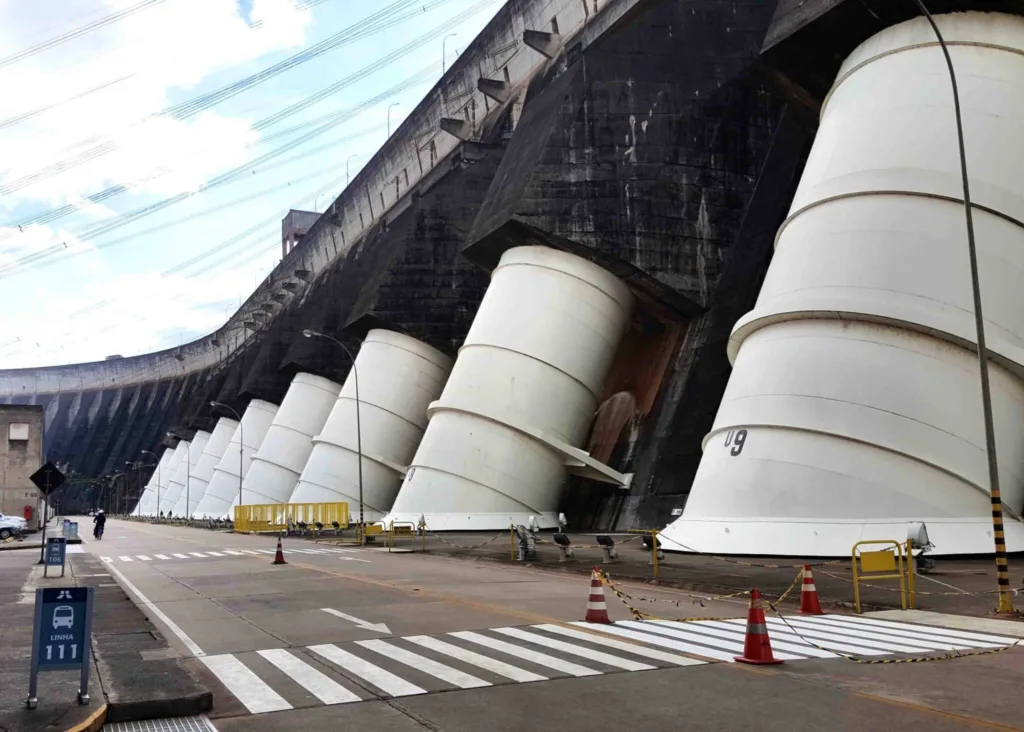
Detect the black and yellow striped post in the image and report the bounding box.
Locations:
[913,0,1015,614]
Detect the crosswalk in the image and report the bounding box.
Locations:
[197,615,1018,715]
[100,547,371,565]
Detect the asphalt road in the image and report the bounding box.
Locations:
[71,519,1024,731]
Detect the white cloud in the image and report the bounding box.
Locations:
[0,264,259,367]
[0,0,311,207]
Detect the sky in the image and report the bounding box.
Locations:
[0,0,503,369]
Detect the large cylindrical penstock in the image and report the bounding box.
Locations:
[194,400,279,519]
[662,11,1024,556]
[385,246,634,530]
[138,449,171,515]
[240,373,341,506]
[156,442,189,516]
[168,431,210,518]
[184,418,238,518]
[290,330,453,521]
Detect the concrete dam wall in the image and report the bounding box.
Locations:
[3,0,1017,555]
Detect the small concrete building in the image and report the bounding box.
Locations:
[0,405,44,531]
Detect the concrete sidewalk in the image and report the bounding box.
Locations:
[0,552,105,732]
[0,546,211,732]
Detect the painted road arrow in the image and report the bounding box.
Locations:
[321,608,391,634]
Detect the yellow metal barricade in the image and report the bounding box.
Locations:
[234,502,349,534]
[388,522,416,552]
[852,540,907,613]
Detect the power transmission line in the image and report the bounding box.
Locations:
[0,0,171,70]
[0,0,465,197]
[0,65,436,275]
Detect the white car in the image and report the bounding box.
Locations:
[0,518,23,540]
[0,512,27,529]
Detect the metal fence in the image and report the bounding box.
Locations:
[233,502,349,534]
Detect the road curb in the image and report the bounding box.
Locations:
[62,704,106,732]
[104,691,213,725]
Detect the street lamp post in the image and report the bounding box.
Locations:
[346,155,358,188]
[210,401,244,515]
[912,0,1014,613]
[443,33,457,74]
[387,102,401,139]
[303,329,363,540]
[141,450,159,519]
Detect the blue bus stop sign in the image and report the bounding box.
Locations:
[27,586,94,708]
[44,538,66,577]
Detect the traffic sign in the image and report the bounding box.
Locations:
[30,462,66,495]
[27,586,94,708]
[44,538,66,578]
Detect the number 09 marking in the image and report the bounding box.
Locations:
[724,429,747,456]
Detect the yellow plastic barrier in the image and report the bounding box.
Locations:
[852,540,907,613]
[234,502,349,534]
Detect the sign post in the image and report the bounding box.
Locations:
[26,586,94,709]
[43,538,67,578]
[30,463,67,566]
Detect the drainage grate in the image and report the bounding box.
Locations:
[103,715,217,732]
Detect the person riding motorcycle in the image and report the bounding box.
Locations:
[93,509,106,539]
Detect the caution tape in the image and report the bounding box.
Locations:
[818,569,1019,597]
[423,527,507,551]
[765,607,1023,664]
[535,534,643,550]
[594,567,804,623]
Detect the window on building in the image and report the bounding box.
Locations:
[9,423,29,441]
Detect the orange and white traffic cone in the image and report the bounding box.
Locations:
[734,589,782,665]
[584,566,612,624]
[800,565,823,615]
[272,538,287,565]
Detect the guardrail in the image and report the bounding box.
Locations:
[234,502,350,535]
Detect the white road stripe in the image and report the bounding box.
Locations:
[811,615,1014,645]
[118,556,133,562]
[678,621,837,659]
[172,553,189,559]
[534,624,705,667]
[222,550,245,556]
[189,552,208,558]
[357,639,490,689]
[257,550,276,555]
[760,618,935,654]
[570,622,736,662]
[201,654,291,713]
[101,557,112,563]
[154,554,170,560]
[494,627,655,671]
[619,621,807,661]
[450,631,601,677]
[206,551,225,557]
[405,636,547,683]
[309,644,426,697]
[257,648,361,705]
[241,550,263,555]
[137,555,152,561]
[720,618,887,656]
[102,563,205,657]
[783,617,977,651]
[338,557,372,563]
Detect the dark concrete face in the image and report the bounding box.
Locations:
[762,0,1024,104]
